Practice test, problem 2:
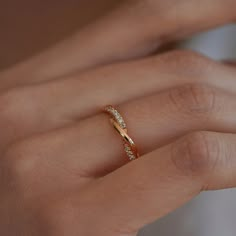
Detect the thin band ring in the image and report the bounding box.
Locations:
[104,105,140,161]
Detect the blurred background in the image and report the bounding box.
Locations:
[0,1,235,235]
[140,24,236,236]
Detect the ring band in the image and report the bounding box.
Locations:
[104,105,140,161]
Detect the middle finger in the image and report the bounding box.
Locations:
[1,50,236,151]
[5,81,236,198]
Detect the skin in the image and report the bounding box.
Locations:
[0,0,236,235]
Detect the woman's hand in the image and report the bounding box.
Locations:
[0,1,236,235]
[1,50,236,235]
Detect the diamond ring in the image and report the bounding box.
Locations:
[104,105,140,161]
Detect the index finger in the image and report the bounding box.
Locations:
[1,0,235,91]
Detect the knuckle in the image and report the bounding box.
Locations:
[168,83,217,115]
[158,49,215,78]
[0,87,38,130]
[171,131,221,176]
[3,140,37,187]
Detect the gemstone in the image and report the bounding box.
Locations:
[105,106,127,129]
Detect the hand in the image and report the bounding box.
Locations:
[1,1,236,235]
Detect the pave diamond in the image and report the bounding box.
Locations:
[104,105,127,129]
[104,105,138,161]
[124,143,136,161]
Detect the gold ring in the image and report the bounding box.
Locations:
[104,105,140,161]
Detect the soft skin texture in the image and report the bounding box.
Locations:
[0,1,236,235]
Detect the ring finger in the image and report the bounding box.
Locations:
[5,81,236,198]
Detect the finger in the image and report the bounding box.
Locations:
[1,0,236,91]
[50,131,236,236]
[1,51,236,150]
[6,83,236,192]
